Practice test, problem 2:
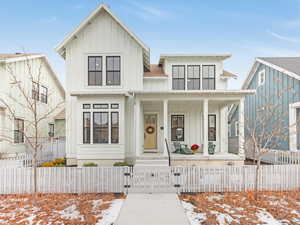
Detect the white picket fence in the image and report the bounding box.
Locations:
[0,137,66,168]
[0,165,300,194]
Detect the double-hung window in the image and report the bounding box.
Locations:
[14,118,24,143]
[187,65,201,90]
[93,112,109,144]
[83,112,91,144]
[40,86,48,104]
[208,114,216,141]
[172,66,185,90]
[106,56,121,86]
[88,56,102,86]
[202,65,216,90]
[171,115,184,141]
[32,82,39,101]
[111,112,119,143]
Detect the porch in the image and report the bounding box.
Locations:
[132,91,248,165]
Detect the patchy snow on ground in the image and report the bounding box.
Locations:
[0,193,125,225]
[181,190,300,225]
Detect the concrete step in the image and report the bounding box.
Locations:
[135,159,169,167]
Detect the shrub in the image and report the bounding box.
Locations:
[41,162,55,167]
[53,158,66,165]
[40,158,66,167]
[113,162,129,167]
[83,163,98,167]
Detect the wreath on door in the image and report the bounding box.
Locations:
[146,126,155,134]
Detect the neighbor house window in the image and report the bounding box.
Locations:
[171,115,184,141]
[32,81,39,101]
[187,65,201,90]
[258,69,265,86]
[40,86,48,104]
[106,56,121,86]
[83,112,91,144]
[111,112,119,143]
[88,56,102,86]
[202,65,216,90]
[93,112,109,143]
[48,123,54,137]
[235,121,239,136]
[208,114,216,141]
[172,65,185,90]
[14,118,24,143]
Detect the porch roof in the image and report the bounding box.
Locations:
[131,90,255,97]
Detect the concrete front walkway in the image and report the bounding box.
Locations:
[115,193,190,225]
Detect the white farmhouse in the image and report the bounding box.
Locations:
[0,54,65,154]
[56,4,254,166]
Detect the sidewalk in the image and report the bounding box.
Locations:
[115,193,190,225]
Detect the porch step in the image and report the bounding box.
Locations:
[135,159,169,167]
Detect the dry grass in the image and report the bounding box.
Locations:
[181,189,300,224]
[0,193,125,225]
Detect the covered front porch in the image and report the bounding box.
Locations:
[132,91,249,166]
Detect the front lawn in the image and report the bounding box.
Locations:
[0,193,125,224]
[181,190,300,224]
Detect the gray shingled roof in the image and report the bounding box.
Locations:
[258,57,300,76]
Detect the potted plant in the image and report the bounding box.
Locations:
[208,142,216,155]
[191,144,199,153]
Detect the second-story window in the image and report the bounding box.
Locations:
[172,65,185,90]
[40,86,48,104]
[14,118,24,143]
[32,82,39,101]
[88,56,102,86]
[202,65,216,90]
[106,56,121,86]
[187,65,201,90]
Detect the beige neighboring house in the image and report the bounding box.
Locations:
[56,4,255,167]
[0,53,65,154]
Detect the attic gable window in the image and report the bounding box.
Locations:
[258,69,265,86]
[88,56,102,86]
[106,56,121,86]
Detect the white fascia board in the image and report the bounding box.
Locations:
[70,90,129,96]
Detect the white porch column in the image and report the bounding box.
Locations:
[135,98,141,157]
[163,99,168,156]
[203,99,209,156]
[220,105,229,153]
[238,97,245,156]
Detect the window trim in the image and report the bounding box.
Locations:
[171,114,185,141]
[14,118,24,144]
[172,65,186,90]
[106,56,121,86]
[187,65,201,90]
[111,112,119,144]
[88,56,103,86]
[258,69,266,86]
[208,114,216,141]
[83,112,91,144]
[40,85,48,104]
[32,81,39,101]
[202,65,216,90]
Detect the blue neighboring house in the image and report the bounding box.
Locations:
[229,57,300,154]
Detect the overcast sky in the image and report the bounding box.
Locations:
[1,0,300,89]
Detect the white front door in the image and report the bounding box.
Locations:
[144,114,158,151]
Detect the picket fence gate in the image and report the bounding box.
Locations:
[0,165,300,194]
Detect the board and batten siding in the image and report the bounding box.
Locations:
[229,62,300,151]
[65,9,144,93]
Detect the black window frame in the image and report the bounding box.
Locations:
[40,85,48,104]
[48,123,54,137]
[111,112,119,144]
[187,65,201,90]
[172,65,185,90]
[171,115,185,141]
[93,112,109,144]
[93,104,109,109]
[202,65,216,90]
[32,81,39,101]
[208,114,216,141]
[83,112,91,144]
[106,56,121,86]
[14,118,24,143]
[88,56,102,86]
[83,104,91,109]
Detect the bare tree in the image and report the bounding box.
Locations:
[0,54,64,196]
[244,84,297,199]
